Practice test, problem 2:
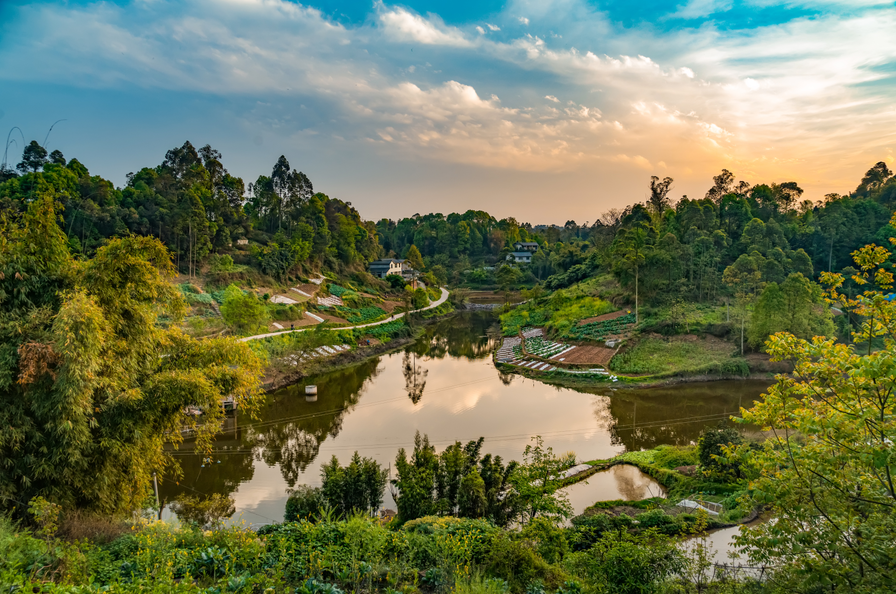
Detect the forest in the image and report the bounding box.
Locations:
[2,139,896,593]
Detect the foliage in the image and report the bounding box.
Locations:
[564,313,635,341]
[284,485,326,522]
[219,283,270,334]
[563,529,683,594]
[610,337,747,377]
[334,306,387,324]
[320,452,388,517]
[510,436,574,523]
[697,423,746,480]
[733,219,896,590]
[0,199,264,517]
[393,433,519,526]
[170,494,236,529]
[747,272,835,350]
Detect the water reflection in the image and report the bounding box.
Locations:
[563,465,667,515]
[160,312,768,525]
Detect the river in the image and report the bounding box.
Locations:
[161,311,769,526]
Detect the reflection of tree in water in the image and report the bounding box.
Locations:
[160,414,255,503]
[603,382,766,451]
[420,312,497,360]
[249,358,385,487]
[402,350,428,404]
[590,395,614,431]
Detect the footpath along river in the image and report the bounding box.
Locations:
[162,311,769,529]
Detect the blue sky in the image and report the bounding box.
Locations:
[1,0,894,223]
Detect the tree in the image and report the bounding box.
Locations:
[320,452,387,517]
[0,198,264,517]
[696,422,744,480]
[614,226,650,324]
[704,169,735,203]
[734,223,896,590]
[856,161,893,194]
[510,436,573,523]
[647,175,674,220]
[220,284,270,334]
[405,244,424,271]
[748,273,835,350]
[16,140,48,173]
[722,254,764,355]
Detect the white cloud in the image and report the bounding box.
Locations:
[487,23,501,31]
[1,0,894,192]
[378,6,470,46]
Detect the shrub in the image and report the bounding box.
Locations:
[652,445,698,470]
[697,423,745,479]
[285,486,325,522]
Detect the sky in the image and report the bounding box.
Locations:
[1,0,895,224]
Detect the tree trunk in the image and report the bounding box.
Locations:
[829,239,834,272]
[635,265,639,324]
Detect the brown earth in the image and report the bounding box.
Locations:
[554,344,618,366]
[380,300,403,313]
[577,309,630,325]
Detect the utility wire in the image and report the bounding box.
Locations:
[167,410,743,457]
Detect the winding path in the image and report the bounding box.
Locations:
[239,287,450,342]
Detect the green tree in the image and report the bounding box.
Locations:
[614,226,650,324]
[748,272,836,350]
[457,469,487,519]
[734,223,896,590]
[405,244,424,271]
[16,140,48,174]
[696,422,745,480]
[510,436,573,524]
[220,286,270,334]
[0,198,264,517]
[722,254,764,355]
[320,452,387,517]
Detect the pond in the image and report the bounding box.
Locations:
[161,311,769,526]
[562,465,666,516]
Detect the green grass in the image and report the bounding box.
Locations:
[610,337,745,376]
[500,294,614,337]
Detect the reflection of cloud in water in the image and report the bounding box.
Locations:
[563,465,666,515]
[179,313,768,526]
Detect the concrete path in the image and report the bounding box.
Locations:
[240,287,449,342]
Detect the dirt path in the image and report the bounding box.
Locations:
[240,287,450,342]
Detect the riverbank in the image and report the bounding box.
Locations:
[261,303,457,391]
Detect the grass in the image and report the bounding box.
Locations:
[500,294,615,337]
[610,336,746,377]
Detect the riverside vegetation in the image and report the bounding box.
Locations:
[2,142,896,591]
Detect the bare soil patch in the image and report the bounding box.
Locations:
[556,344,617,366]
[577,310,629,326]
[380,300,403,313]
[295,283,320,297]
[318,312,350,324]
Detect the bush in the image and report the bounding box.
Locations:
[385,274,405,289]
[697,423,745,479]
[652,445,698,470]
[285,486,325,522]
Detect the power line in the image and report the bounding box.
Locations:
[167,410,743,457]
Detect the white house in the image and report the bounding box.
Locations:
[369,258,417,279]
[507,251,533,264]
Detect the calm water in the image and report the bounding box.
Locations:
[161,312,769,526]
